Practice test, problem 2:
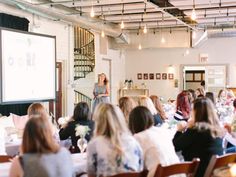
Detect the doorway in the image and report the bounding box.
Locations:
[49,62,62,121]
[183,66,205,90]
[183,65,226,94]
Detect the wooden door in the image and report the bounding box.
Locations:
[49,62,62,121]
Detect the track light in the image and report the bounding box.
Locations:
[143,24,147,34]
[90,6,95,17]
[191,9,197,20]
[191,0,196,20]
[161,37,166,43]
[138,44,142,50]
[120,21,125,29]
[101,30,105,37]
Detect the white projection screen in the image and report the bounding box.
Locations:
[0,28,56,104]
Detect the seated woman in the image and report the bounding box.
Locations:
[205,92,216,105]
[174,91,191,121]
[150,95,167,120]
[9,114,73,177]
[173,97,224,177]
[217,89,227,104]
[129,106,180,177]
[139,96,163,125]
[119,96,137,123]
[87,103,143,177]
[28,103,60,143]
[195,88,205,98]
[59,102,94,153]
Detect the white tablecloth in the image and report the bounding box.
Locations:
[0,153,87,177]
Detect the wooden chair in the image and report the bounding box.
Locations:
[0,155,12,163]
[154,159,200,177]
[203,153,236,177]
[109,171,148,177]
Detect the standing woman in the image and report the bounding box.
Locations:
[92,73,110,112]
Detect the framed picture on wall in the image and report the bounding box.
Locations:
[156,73,161,80]
[168,73,174,80]
[149,73,154,80]
[144,73,148,80]
[162,73,167,80]
[137,73,142,80]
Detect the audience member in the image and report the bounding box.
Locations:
[150,95,167,120]
[59,102,94,153]
[119,96,137,123]
[205,92,215,104]
[217,89,227,103]
[129,106,179,177]
[87,103,143,177]
[187,89,196,103]
[173,98,224,177]
[139,96,163,125]
[28,103,59,142]
[195,88,205,98]
[9,115,73,177]
[174,91,191,121]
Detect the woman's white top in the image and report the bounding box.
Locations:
[134,126,180,177]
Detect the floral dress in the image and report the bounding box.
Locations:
[87,134,143,176]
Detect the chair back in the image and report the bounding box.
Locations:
[0,155,12,163]
[108,171,148,177]
[154,158,200,177]
[204,153,236,177]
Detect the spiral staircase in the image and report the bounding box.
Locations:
[74,26,95,80]
[74,27,95,107]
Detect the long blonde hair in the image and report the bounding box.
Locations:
[93,103,130,154]
[119,97,137,123]
[150,95,167,120]
[138,96,157,115]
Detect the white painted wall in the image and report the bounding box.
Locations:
[125,37,236,101]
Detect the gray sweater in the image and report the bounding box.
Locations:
[20,148,73,177]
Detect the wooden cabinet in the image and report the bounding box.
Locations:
[119,88,149,99]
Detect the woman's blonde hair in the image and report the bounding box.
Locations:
[22,114,59,153]
[193,98,224,138]
[150,95,167,120]
[93,103,130,154]
[119,97,137,123]
[138,96,157,115]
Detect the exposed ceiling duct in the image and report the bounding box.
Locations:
[0,0,130,43]
[208,30,236,38]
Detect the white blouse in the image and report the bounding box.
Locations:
[134,126,180,177]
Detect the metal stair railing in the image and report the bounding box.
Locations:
[74,90,92,109]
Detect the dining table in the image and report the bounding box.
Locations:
[0,153,87,177]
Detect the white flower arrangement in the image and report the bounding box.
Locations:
[58,116,71,125]
[75,124,90,137]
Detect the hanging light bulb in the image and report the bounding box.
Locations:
[120,20,125,29]
[161,36,166,43]
[101,30,105,38]
[143,24,147,34]
[138,44,142,50]
[186,49,190,55]
[192,31,196,39]
[90,6,95,17]
[191,8,197,20]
